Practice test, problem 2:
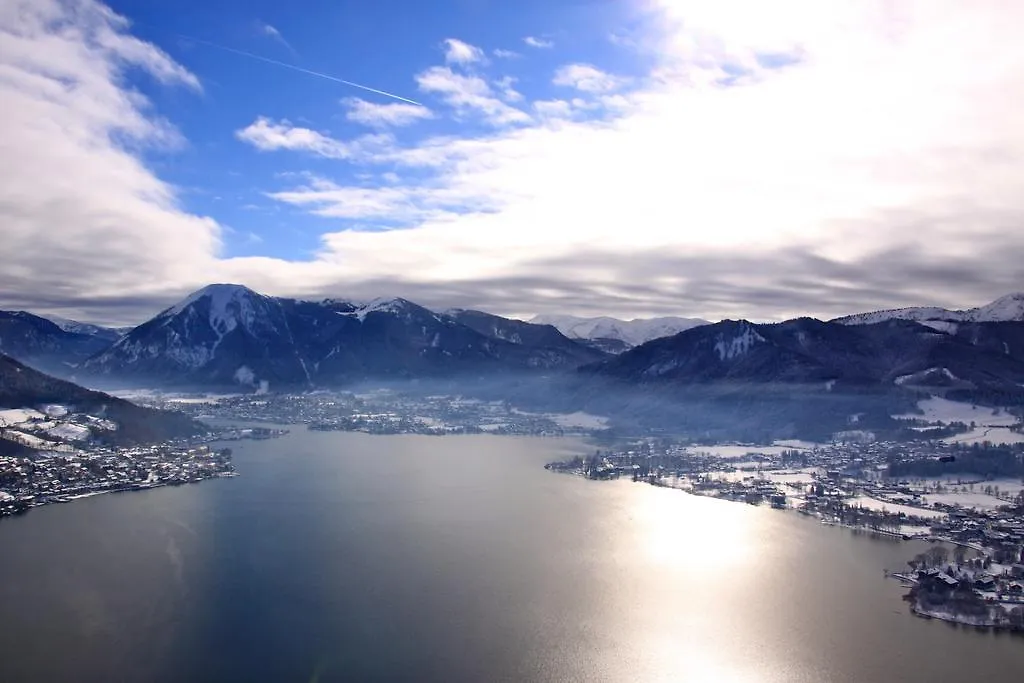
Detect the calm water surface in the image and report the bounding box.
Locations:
[1,430,1022,682]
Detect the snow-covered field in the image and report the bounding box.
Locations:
[765,470,818,485]
[922,492,1006,511]
[986,478,1024,495]
[848,495,946,519]
[895,397,1018,427]
[44,423,91,442]
[0,408,44,427]
[548,411,609,430]
[942,427,1024,445]
[509,409,609,430]
[686,445,801,458]
[772,440,820,450]
[3,430,63,450]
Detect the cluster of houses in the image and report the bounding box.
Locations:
[0,444,234,517]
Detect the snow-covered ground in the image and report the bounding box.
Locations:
[764,470,818,485]
[44,423,91,442]
[509,409,609,430]
[922,492,1006,511]
[548,411,609,430]
[985,478,1024,495]
[3,430,66,451]
[942,427,1024,445]
[848,495,947,519]
[686,445,802,458]
[772,439,820,450]
[0,408,45,427]
[894,397,1017,427]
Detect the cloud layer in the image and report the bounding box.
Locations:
[2,0,1024,327]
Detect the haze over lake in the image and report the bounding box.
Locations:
[1,430,1022,682]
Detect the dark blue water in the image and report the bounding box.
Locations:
[1,431,1022,682]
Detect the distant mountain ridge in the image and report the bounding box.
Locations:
[833,293,1024,327]
[0,310,112,375]
[8,287,1024,402]
[529,314,710,349]
[581,316,1024,401]
[37,314,124,341]
[81,284,607,389]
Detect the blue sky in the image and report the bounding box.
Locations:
[2,0,1023,325]
[111,0,648,261]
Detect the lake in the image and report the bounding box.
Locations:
[1,430,1022,682]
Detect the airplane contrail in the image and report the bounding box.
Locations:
[175,34,424,106]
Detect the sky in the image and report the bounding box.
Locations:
[1,0,1024,326]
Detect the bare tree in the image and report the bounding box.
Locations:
[927,545,950,568]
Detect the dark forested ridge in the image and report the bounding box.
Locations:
[582,317,1024,402]
[0,353,202,445]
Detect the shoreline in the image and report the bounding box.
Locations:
[549,466,1024,633]
[1,470,237,519]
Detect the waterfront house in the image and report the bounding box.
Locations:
[975,574,996,591]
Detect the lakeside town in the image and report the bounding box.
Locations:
[126,389,610,436]
[0,404,286,518]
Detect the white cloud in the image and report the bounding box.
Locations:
[256,21,298,56]
[344,97,434,127]
[493,48,520,59]
[523,36,554,49]
[494,76,523,102]
[259,22,283,40]
[553,63,626,93]
[252,0,1024,320]
[235,117,395,159]
[416,66,530,126]
[533,99,574,118]
[443,38,485,65]
[0,0,217,322]
[5,0,1024,324]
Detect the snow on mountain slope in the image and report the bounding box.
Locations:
[529,314,710,347]
[345,297,421,322]
[713,326,765,361]
[164,283,272,336]
[82,286,609,388]
[85,283,303,385]
[834,293,1024,326]
[38,314,122,341]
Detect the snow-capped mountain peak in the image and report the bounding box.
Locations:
[529,314,710,347]
[164,283,268,335]
[834,292,1024,326]
[352,297,409,321]
[973,292,1024,321]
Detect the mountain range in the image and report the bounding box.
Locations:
[79,285,607,389]
[0,309,114,376]
[582,316,1024,399]
[4,287,1024,408]
[832,292,1024,328]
